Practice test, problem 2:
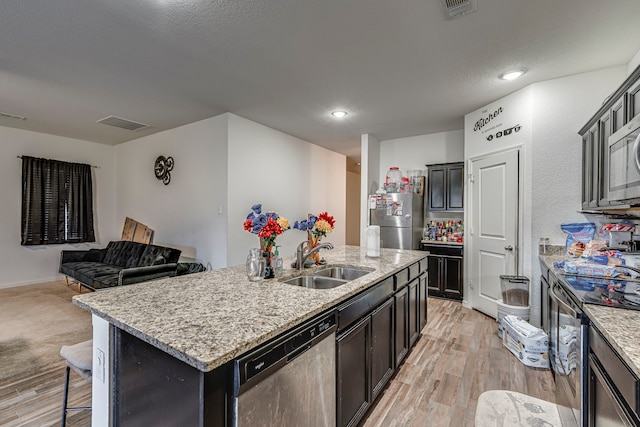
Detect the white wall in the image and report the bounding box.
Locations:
[227,114,346,266]
[379,130,464,183]
[346,170,361,245]
[463,66,627,325]
[360,134,381,244]
[114,115,229,269]
[528,66,627,325]
[0,126,116,288]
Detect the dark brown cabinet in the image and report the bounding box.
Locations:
[408,278,420,346]
[418,270,428,330]
[336,261,428,427]
[578,64,640,210]
[370,298,394,400]
[588,325,640,426]
[337,317,371,427]
[394,285,409,368]
[628,79,640,122]
[427,162,464,212]
[424,244,463,300]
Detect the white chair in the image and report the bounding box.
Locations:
[60,339,93,427]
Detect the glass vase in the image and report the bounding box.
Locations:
[246,248,265,282]
[308,235,321,265]
[260,237,275,279]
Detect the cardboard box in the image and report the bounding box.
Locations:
[502,315,550,368]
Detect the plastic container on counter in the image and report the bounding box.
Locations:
[385,167,403,193]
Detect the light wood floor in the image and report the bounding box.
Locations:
[362,298,556,427]
[0,296,554,426]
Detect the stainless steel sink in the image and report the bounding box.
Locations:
[281,275,348,289]
[313,267,371,281]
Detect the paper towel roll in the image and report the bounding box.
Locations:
[367,225,380,257]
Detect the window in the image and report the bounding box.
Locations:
[21,156,95,245]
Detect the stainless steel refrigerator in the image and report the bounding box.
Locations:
[369,192,424,250]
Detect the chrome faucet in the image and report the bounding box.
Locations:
[296,240,334,270]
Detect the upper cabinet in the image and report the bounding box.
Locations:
[427,162,464,212]
[579,64,640,210]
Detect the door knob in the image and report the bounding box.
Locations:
[505,245,513,251]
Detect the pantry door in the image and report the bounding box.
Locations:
[468,149,520,318]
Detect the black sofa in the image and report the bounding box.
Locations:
[59,240,182,291]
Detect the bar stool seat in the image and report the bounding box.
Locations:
[60,339,93,427]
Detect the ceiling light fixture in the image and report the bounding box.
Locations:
[499,69,527,81]
[331,110,348,119]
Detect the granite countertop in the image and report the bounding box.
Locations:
[539,250,640,378]
[584,304,640,378]
[73,245,426,373]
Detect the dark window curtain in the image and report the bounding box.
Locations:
[21,156,95,245]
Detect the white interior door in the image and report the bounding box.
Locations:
[469,149,519,318]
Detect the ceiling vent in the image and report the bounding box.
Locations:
[439,0,478,19]
[0,111,27,120]
[97,115,149,131]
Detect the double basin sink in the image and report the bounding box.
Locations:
[281,266,372,289]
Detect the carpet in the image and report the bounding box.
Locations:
[0,281,92,381]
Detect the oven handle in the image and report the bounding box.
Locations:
[549,282,579,318]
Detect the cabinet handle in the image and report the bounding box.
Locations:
[505,245,513,251]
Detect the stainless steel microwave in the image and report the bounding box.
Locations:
[608,114,640,202]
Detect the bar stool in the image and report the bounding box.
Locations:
[60,339,93,427]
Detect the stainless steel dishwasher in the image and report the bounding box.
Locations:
[231,312,337,427]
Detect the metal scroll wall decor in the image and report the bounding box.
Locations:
[154,155,174,185]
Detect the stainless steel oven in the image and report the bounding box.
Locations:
[608,114,640,203]
[549,276,589,427]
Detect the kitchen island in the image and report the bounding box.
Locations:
[74,245,428,426]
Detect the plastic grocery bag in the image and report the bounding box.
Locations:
[561,223,596,257]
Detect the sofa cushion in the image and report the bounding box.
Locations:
[60,262,123,290]
[84,248,106,262]
[103,241,126,265]
[91,274,120,289]
[111,241,147,268]
[138,245,181,267]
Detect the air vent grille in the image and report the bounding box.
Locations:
[0,111,27,120]
[439,0,478,19]
[97,115,149,131]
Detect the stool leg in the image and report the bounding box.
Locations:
[61,365,70,427]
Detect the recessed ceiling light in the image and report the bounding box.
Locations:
[331,110,348,119]
[499,69,527,81]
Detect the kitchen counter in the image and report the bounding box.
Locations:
[540,253,640,379]
[421,239,463,246]
[73,245,426,373]
[584,305,640,378]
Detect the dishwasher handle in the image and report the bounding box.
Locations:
[287,344,312,363]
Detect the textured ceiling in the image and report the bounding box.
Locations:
[1,0,640,160]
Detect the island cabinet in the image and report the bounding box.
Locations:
[588,325,640,426]
[336,260,428,427]
[113,327,229,426]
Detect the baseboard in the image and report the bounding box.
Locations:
[0,275,64,289]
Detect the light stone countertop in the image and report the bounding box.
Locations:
[539,253,640,378]
[73,245,427,373]
[584,304,640,378]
